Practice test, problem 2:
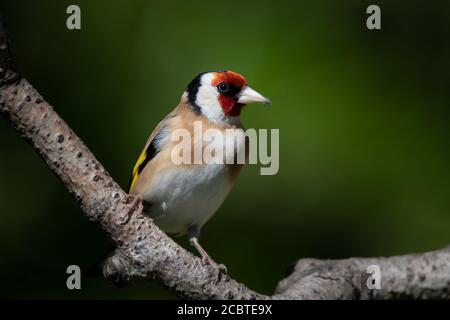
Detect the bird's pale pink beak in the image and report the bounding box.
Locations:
[237,86,271,105]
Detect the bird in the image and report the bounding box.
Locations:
[128,70,270,271]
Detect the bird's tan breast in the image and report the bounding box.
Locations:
[176,104,246,181]
[130,102,247,234]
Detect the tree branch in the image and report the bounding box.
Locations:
[274,247,450,299]
[1,19,449,300]
[0,19,265,300]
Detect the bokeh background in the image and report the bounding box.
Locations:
[1,0,449,299]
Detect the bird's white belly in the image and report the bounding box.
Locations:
[142,164,232,235]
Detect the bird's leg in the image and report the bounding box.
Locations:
[189,237,227,273]
[187,226,227,273]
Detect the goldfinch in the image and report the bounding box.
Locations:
[129,70,270,270]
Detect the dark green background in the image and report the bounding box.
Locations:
[1,0,449,298]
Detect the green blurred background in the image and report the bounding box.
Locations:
[1,0,449,299]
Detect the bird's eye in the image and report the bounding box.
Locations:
[217,82,230,94]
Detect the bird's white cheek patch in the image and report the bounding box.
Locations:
[196,85,223,122]
[196,73,239,125]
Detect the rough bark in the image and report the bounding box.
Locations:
[1,19,449,300]
[274,247,450,299]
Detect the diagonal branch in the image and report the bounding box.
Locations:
[1,19,449,300]
[0,19,265,300]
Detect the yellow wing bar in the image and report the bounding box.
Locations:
[128,148,147,192]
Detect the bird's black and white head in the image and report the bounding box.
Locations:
[184,70,270,124]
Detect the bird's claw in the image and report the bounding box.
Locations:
[128,194,143,212]
[202,255,227,273]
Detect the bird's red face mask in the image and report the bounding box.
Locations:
[212,71,248,117]
[211,71,270,117]
[186,70,270,122]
